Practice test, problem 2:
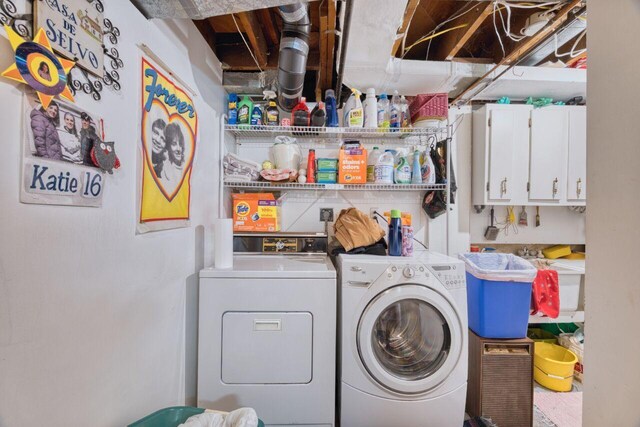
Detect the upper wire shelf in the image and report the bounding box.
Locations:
[224,124,449,139]
[224,181,447,191]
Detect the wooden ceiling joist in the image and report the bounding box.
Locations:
[391,0,421,57]
[317,0,337,98]
[236,11,269,69]
[436,2,493,61]
[452,0,583,104]
[258,8,280,48]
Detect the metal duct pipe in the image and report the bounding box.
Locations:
[277,2,311,111]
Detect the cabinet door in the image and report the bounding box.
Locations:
[487,109,516,201]
[529,108,568,201]
[566,107,586,201]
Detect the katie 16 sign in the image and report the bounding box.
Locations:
[35,0,104,77]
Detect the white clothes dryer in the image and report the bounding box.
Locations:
[338,253,468,427]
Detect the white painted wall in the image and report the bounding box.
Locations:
[584,2,640,425]
[0,1,225,425]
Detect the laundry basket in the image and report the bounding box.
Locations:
[128,407,265,427]
[460,253,537,339]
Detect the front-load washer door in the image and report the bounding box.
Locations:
[357,284,462,395]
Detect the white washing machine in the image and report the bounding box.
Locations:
[198,252,336,427]
[338,253,468,427]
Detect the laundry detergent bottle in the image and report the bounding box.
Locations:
[388,209,403,256]
[325,89,339,127]
[374,150,394,184]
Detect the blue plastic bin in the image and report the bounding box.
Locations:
[460,253,537,339]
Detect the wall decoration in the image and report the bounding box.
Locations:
[34,0,104,77]
[2,25,75,108]
[138,56,197,232]
[90,140,120,174]
[21,92,107,207]
[0,0,32,38]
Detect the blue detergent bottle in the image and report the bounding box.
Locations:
[325,89,339,127]
[388,209,403,256]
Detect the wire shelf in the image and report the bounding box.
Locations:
[224,181,447,191]
[224,124,448,139]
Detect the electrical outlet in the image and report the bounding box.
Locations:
[320,208,334,222]
[370,207,379,219]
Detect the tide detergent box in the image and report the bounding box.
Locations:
[338,143,367,184]
[232,193,281,232]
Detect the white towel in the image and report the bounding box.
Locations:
[178,408,259,427]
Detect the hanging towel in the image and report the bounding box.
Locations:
[530,269,560,318]
[178,408,258,427]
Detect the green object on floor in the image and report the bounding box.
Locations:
[128,406,265,427]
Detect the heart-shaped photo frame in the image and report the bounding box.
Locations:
[141,98,196,202]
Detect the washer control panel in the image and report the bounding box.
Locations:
[431,264,466,289]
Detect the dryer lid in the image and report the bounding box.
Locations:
[200,254,336,278]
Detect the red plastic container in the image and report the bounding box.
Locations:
[409,93,449,123]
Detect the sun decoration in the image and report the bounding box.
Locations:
[1,25,76,108]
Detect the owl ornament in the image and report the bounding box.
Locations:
[90,141,121,174]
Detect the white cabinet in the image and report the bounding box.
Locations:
[472,104,531,206]
[566,106,587,202]
[528,107,569,202]
[473,104,586,207]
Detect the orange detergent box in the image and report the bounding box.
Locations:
[338,143,367,184]
[232,193,281,232]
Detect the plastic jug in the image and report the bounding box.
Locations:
[390,90,401,129]
[310,102,326,127]
[374,150,394,184]
[292,97,310,127]
[325,89,339,127]
[343,88,364,128]
[237,95,253,126]
[367,146,382,183]
[377,94,390,129]
[228,93,238,125]
[394,152,412,184]
[388,210,402,256]
[363,87,378,128]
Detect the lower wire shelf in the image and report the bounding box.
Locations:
[224,181,447,191]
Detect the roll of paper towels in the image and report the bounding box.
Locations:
[214,218,233,269]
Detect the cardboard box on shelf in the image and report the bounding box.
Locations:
[338,143,367,184]
[232,193,282,232]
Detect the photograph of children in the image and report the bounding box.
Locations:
[24,93,104,167]
[143,105,192,197]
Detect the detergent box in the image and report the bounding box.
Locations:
[232,193,282,232]
[338,142,367,184]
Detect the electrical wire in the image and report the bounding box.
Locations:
[402,24,469,58]
[425,0,481,60]
[554,28,587,58]
[493,2,507,58]
[231,13,264,73]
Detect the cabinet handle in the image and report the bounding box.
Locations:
[576,178,582,198]
[552,178,559,198]
[501,178,508,196]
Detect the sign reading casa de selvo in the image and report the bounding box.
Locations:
[36,0,104,77]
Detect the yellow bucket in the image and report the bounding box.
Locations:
[534,342,578,392]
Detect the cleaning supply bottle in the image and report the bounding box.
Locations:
[237,95,253,127]
[343,88,364,128]
[421,148,436,184]
[411,149,422,184]
[325,89,339,127]
[402,215,414,257]
[363,87,378,128]
[390,90,401,129]
[394,151,412,184]
[367,147,382,183]
[310,102,326,127]
[250,103,263,126]
[388,210,403,256]
[228,93,238,125]
[377,93,390,129]
[306,149,316,183]
[264,99,279,126]
[374,150,394,184]
[292,97,310,127]
[400,95,410,128]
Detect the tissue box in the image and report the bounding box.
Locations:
[338,144,367,184]
[232,193,281,232]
